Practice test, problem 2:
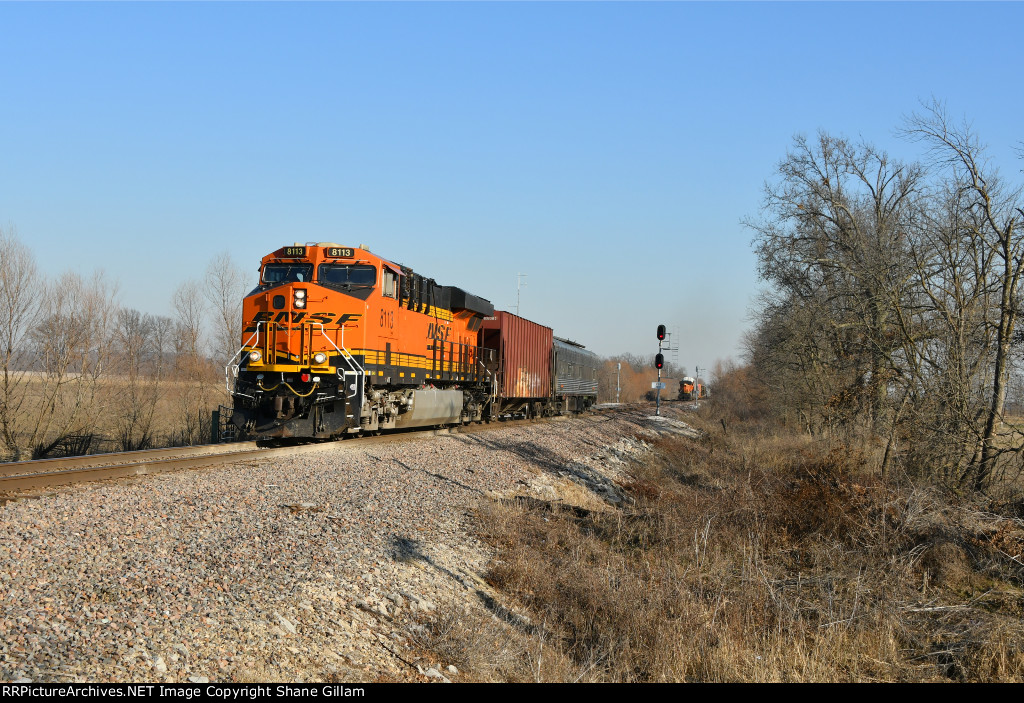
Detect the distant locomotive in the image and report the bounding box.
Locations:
[227,244,598,439]
[678,376,708,401]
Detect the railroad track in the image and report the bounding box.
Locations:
[0,415,575,497]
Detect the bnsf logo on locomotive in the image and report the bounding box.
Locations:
[426,322,451,341]
[249,311,362,325]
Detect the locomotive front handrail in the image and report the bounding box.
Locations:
[225,323,263,395]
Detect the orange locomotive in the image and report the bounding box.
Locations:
[678,376,708,401]
[679,377,696,401]
[227,244,496,439]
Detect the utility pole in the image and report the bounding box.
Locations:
[515,273,527,316]
[616,362,621,404]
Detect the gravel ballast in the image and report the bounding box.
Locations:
[0,407,697,683]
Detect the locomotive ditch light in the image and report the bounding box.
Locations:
[248,350,262,363]
[313,352,327,365]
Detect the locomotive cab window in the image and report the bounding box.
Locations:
[318,264,377,288]
[382,270,398,299]
[262,264,313,284]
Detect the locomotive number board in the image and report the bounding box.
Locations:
[325,247,355,258]
[283,247,307,257]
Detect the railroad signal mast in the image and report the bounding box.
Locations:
[670,325,680,364]
[661,327,679,365]
[651,325,667,417]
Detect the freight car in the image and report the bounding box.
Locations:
[479,312,599,418]
[226,244,598,440]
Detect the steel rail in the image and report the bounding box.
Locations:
[0,415,573,497]
[0,441,262,478]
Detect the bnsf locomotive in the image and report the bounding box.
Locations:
[678,376,708,401]
[227,244,598,439]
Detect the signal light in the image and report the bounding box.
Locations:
[657,324,666,341]
[655,353,664,369]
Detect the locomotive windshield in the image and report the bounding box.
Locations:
[318,264,376,288]
[263,264,313,284]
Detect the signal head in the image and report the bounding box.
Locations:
[655,353,664,369]
[657,324,666,341]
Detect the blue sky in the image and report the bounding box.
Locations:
[2,2,1022,372]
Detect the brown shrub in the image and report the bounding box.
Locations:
[414,410,1024,681]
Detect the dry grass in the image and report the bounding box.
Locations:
[412,413,1024,682]
[0,372,229,461]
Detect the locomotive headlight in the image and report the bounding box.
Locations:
[248,350,262,363]
[294,298,306,308]
[294,289,306,308]
[294,289,306,299]
[313,352,327,365]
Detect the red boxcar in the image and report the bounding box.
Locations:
[480,311,552,415]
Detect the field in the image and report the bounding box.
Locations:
[0,370,230,462]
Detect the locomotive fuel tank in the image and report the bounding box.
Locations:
[392,389,465,428]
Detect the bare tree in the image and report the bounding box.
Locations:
[597,355,672,403]
[112,309,173,451]
[26,271,118,458]
[747,132,924,455]
[203,251,249,378]
[746,109,1024,491]
[903,101,1024,489]
[896,174,997,484]
[172,279,212,445]
[0,227,40,460]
